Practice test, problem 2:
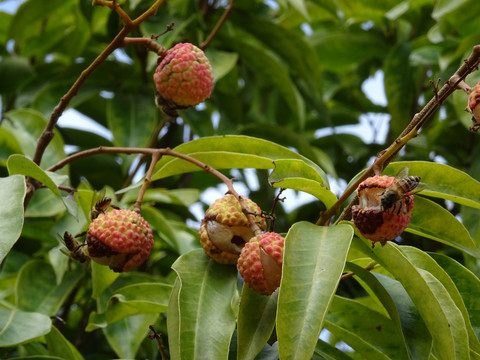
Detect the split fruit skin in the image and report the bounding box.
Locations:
[237,232,285,296]
[199,195,266,264]
[86,209,154,272]
[352,175,414,245]
[153,42,214,108]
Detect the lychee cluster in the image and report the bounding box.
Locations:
[86,209,154,272]
[352,175,414,245]
[199,195,266,264]
[154,43,214,109]
[199,195,285,295]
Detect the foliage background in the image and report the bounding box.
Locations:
[1,0,480,359]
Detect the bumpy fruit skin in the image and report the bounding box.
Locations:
[238,232,285,295]
[352,175,414,245]
[86,209,154,272]
[153,43,214,108]
[199,195,266,264]
[467,81,480,132]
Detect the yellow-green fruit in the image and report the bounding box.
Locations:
[199,195,266,264]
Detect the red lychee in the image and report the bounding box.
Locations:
[352,175,414,245]
[86,209,154,272]
[237,232,285,295]
[153,43,214,108]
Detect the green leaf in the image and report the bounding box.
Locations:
[228,36,305,126]
[231,9,320,95]
[311,31,388,72]
[0,305,51,346]
[383,43,414,136]
[355,239,470,360]
[7,154,75,215]
[15,260,83,316]
[152,135,329,186]
[406,196,479,257]
[0,127,22,166]
[205,49,239,82]
[0,175,26,263]
[8,0,67,43]
[237,285,278,360]
[104,283,172,324]
[167,249,239,359]
[103,314,158,359]
[8,154,61,197]
[325,295,408,359]
[432,0,469,19]
[91,261,120,301]
[277,222,353,359]
[3,109,67,172]
[346,262,420,359]
[270,159,337,208]
[385,161,480,209]
[402,247,480,353]
[314,339,355,360]
[45,326,84,360]
[106,92,159,149]
[373,273,433,360]
[430,253,480,340]
[0,57,34,94]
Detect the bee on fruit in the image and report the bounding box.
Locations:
[380,167,425,214]
[89,190,118,221]
[61,231,89,263]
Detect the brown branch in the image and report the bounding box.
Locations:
[317,44,480,226]
[47,146,262,233]
[199,0,235,50]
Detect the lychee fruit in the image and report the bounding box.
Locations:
[199,195,266,264]
[237,232,285,295]
[352,175,414,246]
[153,42,214,108]
[86,209,154,272]
[467,80,480,132]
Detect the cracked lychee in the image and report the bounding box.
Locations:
[199,195,266,264]
[153,43,214,108]
[467,80,480,132]
[352,175,414,246]
[86,209,154,272]
[237,232,285,296]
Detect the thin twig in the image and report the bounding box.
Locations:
[199,0,235,50]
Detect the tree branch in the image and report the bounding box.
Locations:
[317,44,480,226]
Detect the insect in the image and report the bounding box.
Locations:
[89,190,118,221]
[61,231,89,263]
[380,167,425,214]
